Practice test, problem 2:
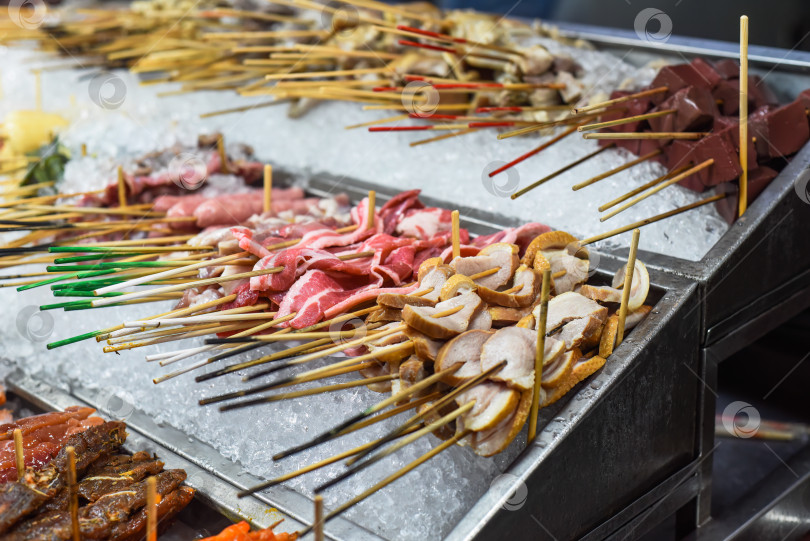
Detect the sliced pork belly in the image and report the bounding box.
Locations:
[542,292,608,333]
[451,243,519,290]
[479,327,537,391]
[544,249,590,294]
[469,308,493,330]
[558,315,604,350]
[469,389,532,457]
[457,382,519,432]
[402,291,482,339]
[612,260,650,311]
[405,328,444,362]
[477,264,540,308]
[579,284,622,303]
[434,330,494,385]
[542,348,578,388]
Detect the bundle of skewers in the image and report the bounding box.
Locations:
[0,0,593,121]
[3,173,654,533]
[0,408,194,539]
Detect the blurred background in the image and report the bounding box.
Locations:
[438,0,810,51]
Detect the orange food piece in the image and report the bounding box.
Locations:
[200,521,251,541]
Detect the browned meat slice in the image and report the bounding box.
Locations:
[402,291,482,339]
[79,457,165,502]
[558,316,604,350]
[0,421,127,535]
[541,356,606,408]
[399,357,426,394]
[468,307,492,330]
[456,382,519,432]
[542,292,608,333]
[612,260,650,311]
[418,401,458,441]
[367,307,402,323]
[0,483,49,535]
[625,305,652,330]
[416,264,454,302]
[377,293,436,310]
[434,330,494,385]
[452,243,519,290]
[479,327,537,391]
[544,249,589,294]
[360,361,394,393]
[110,486,195,541]
[404,328,443,362]
[477,265,540,308]
[579,284,622,303]
[542,348,578,388]
[489,305,534,327]
[521,231,580,266]
[469,389,532,457]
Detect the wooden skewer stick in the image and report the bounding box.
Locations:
[263,164,272,214]
[739,15,749,217]
[572,149,662,191]
[314,401,475,493]
[117,166,127,209]
[616,229,640,346]
[528,268,551,444]
[410,128,478,147]
[489,124,580,178]
[298,429,469,537]
[583,132,707,141]
[94,251,250,295]
[13,429,24,481]
[511,145,615,200]
[451,210,460,259]
[346,361,507,466]
[271,364,460,460]
[266,67,393,81]
[367,191,376,229]
[217,134,228,174]
[578,109,676,132]
[598,164,691,212]
[345,114,409,130]
[573,87,668,114]
[91,266,283,307]
[600,159,714,221]
[67,446,80,541]
[314,494,324,541]
[146,476,158,541]
[581,193,727,246]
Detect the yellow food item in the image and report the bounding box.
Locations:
[2,110,68,154]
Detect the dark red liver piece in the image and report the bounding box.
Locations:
[648,86,718,132]
[638,139,667,163]
[599,90,652,133]
[716,123,757,170]
[650,64,716,104]
[797,89,810,111]
[690,58,723,89]
[713,79,741,115]
[749,100,810,159]
[715,166,778,223]
[714,59,739,79]
[664,140,704,191]
[749,75,780,109]
[693,132,743,187]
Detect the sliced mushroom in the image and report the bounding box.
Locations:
[402,290,482,339]
[539,291,608,334]
[477,265,540,308]
[612,260,650,311]
[457,381,519,432]
[452,243,519,290]
[434,329,494,385]
[541,355,606,407]
[579,284,622,304]
[405,328,444,362]
[479,326,536,391]
[469,389,532,457]
[541,347,578,388]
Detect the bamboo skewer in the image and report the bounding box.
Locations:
[739,15,749,217]
[298,430,469,537]
[271,365,460,460]
[580,193,727,246]
[599,159,714,221]
[583,132,707,141]
[314,495,324,541]
[598,164,691,212]
[263,164,272,214]
[451,210,460,259]
[117,166,127,208]
[616,229,640,346]
[578,109,676,132]
[573,87,668,114]
[489,124,580,177]
[511,145,615,200]
[528,269,551,443]
[572,149,662,191]
[67,446,80,541]
[13,429,24,481]
[146,476,158,541]
[314,401,475,493]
